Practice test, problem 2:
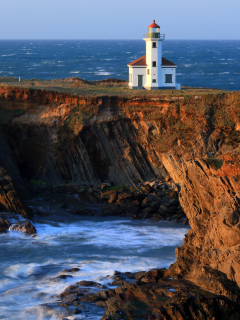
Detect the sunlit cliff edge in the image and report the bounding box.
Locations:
[1,81,240,313]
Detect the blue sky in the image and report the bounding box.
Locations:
[1,0,240,40]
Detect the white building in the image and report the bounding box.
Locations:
[128,20,181,90]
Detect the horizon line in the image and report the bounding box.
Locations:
[0,38,240,41]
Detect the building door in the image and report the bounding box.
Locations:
[138,75,143,87]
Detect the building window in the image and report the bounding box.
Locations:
[129,73,132,83]
[152,79,156,83]
[147,69,150,75]
[165,74,173,83]
[152,42,157,48]
[152,61,157,67]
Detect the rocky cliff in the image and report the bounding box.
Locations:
[1,85,240,300]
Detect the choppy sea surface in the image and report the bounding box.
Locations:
[0,195,189,319]
[0,40,239,90]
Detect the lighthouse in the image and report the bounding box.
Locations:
[128,20,180,90]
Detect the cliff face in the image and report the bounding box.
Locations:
[1,86,240,298]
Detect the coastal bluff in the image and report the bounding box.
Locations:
[1,83,240,317]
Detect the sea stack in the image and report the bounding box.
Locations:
[128,20,181,90]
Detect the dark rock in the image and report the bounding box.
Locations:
[0,218,10,232]
[61,268,80,273]
[54,274,73,281]
[133,193,147,202]
[76,280,107,289]
[142,194,159,208]
[140,269,165,283]
[72,308,82,314]
[140,184,152,193]
[159,205,171,213]
[9,220,36,235]
[150,200,160,208]
[116,192,133,203]
[168,190,178,199]
[139,207,154,219]
[101,184,107,191]
[101,190,118,203]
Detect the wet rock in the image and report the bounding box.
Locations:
[0,218,10,232]
[54,274,73,281]
[140,269,165,283]
[61,268,80,273]
[72,308,82,314]
[9,220,36,235]
[100,277,240,320]
[76,280,107,289]
[60,285,90,299]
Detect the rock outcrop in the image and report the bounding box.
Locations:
[165,156,240,300]
[0,166,28,217]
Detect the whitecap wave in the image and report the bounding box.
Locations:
[95,71,114,76]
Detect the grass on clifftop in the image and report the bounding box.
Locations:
[0,77,229,97]
[63,104,99,134]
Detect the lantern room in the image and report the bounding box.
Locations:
[148,20,160,38]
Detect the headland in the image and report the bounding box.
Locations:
[1,77,240,319]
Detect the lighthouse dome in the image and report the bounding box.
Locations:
[148,20,160,38]
[148,20,160,28]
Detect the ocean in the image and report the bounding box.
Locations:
[0,40,239,90]
[0,195,189,319]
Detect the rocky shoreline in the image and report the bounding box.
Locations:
[41,268,240,320]
[29,179,187,223]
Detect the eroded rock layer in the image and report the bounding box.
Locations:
[1,86,240,299]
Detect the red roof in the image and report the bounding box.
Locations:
[161,57,177,66]
[128,55,147,66]
[128,55,176,67]
[148,20,160,28]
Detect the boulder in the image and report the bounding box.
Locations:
[9,220,36,235]
[0,218,10,232]
[139,207,154,219]
[142,194,159,208]
[101,190,118,203]
[116,192,133,203]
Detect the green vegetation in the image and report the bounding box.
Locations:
[204,158,224,170]
[64,104,99,133]
[106,185,127,191]
[0,76,229,97]
[30,179,48,186]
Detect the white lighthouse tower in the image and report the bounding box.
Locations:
[128,20,180,90]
